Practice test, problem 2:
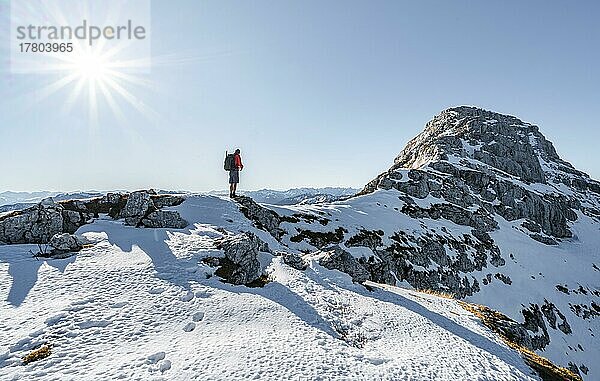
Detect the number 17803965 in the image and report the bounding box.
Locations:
[19,42,73,53]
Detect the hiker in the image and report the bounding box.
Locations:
[224,149,243,198]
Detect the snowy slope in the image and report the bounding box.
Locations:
[269,190,599,378]
[0,195,541,381]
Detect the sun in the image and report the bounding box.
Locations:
[73,51,109,80]
[31,41,159,125]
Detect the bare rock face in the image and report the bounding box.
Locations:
[344,108,600,300]
[109,190,188,228]
[215,232,267,285]
[317,245,370,283]
[395,107,550,183]
[0,200,89,244]
[59,193,127,218]
[141,211,188,229]
[234,196,285,239]
[120,190,156,226]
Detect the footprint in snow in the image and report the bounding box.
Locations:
[10,337,32,353]
[148,287,165,294]
[194,290,212,299]
[78,320,111,329]
[183,322,196,332]
[45,313,68,326]
[180,291,194,302]
[147,352,166,364]
[71,297,94,306]
[160,360,172,373]
[365,357,388,365]
[192,312,205,322]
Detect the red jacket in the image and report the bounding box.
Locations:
[234,153,243,170]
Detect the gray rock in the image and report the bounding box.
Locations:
[0,190,186,245]
[317,245,370,283]
[60,193,126,218]
[234,196,285,239]
[521,303,551,350]
[40,197,56,207]
[281,252,307,270]
[106,192,122,204]
[141,211,188,229]
[151,195,185,208]
[62,209,93,234]
[49,233,83,253]
[215,232,265,285]
[120,190,155,226]
[0,203,65,244]
[345,229,384,251]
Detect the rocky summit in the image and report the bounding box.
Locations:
[237,107,599,379]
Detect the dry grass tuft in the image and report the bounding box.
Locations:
[22,345,51,365]
[459,301,581,381]
[415,288,456,299]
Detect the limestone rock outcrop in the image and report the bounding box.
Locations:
[0,191,188,244]
[215,232,267,285]
[316,245,370,283]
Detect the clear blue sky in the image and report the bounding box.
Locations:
[1,0,598,192]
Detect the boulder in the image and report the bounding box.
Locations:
[141,211,188,229]
[317,245,370,283]
[119,190,156,226]
[0,202,65,244]
[49,233,83,253]
[215,232,265,285]
[280,252,307,270]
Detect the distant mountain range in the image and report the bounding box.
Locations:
[241,188,357,205]
[0,188,358,212]
[0,192,105,212]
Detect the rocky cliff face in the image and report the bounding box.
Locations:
[240,107,599,379]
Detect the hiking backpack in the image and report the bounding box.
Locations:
[224,152,235,171]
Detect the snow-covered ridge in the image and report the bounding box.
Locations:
[0,195,545,380]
